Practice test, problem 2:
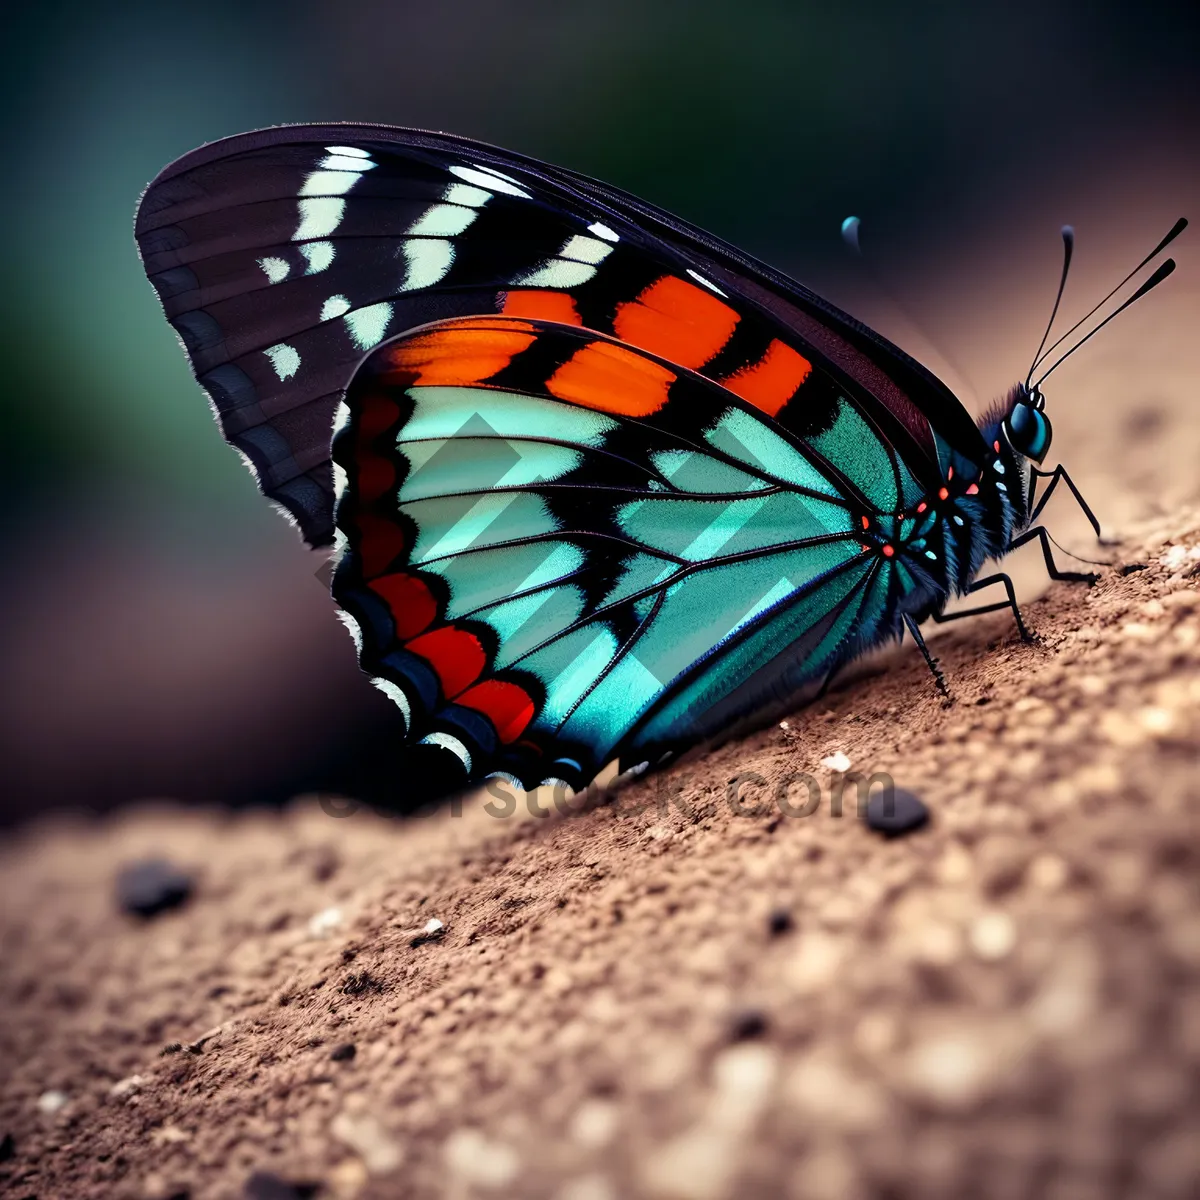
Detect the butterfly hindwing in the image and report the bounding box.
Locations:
[330,316,935,799]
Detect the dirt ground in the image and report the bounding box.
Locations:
[3,220,1200,1198]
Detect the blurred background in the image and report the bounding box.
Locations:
[2,0,1198,823]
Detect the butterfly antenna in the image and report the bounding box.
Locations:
[1031,217,1188,377]
[1034,258,1178,387]
[1025,225,1075,388]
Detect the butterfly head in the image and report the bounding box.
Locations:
[1002,384,1052,465]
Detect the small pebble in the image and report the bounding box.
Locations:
[36,1090,67,1115]
[109,1074,148,1098]
[243,1172,319,1200]
[729,1009,768,1041]
[330,1042,357,1062]
[307,906,344,938]
[821,751,852,772]
[969,910,1017,960]
[864,788,929,837]
[116,858,193,918]
[767,908,793,937]
[411,918,445,947]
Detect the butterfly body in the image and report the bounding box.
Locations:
[136,124,1177,807]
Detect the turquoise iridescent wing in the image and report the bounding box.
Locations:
[330,316,940,801]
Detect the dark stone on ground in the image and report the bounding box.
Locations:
[767,908,793,936]
[115,858,194,918]
[244,1171,319,1199]
[729,1009,768,1041]
[865,787,929,837]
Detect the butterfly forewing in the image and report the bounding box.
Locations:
[136,125,987,547]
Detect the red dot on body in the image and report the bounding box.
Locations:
[938,487,949,500]
[882,544,895,558]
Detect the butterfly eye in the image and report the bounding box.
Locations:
[1004,402,1053,464]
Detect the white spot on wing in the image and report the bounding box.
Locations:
[318,154,377,172]
[257,256,289,284]
[687,268,727,296]
[371,676,412,729]
[401,239,455,290]
[512,260,597,288]
[408,204,479,237]
[320,294,351,321]
[344,301,393,350]
[300,241,335,273]
[294,197,345,240]
[419,731,472,771]
[587,221,619,242]
[332,461,348,497]
[559,235,614,264]
[325,144,371,158]
[264,343,300,380]
[300,170,365,197]
[449,164,530,198]
[444,182,492,207]
[332,399,352,436]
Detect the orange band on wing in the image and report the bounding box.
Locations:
[406,625,486,698]
[613,275,740,369]
[722,339,813,417]
[547,339,675,417]
[501,290,583,326]
[455,679,536,743]
[380,321,537,387]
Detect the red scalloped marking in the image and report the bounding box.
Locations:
[354,511,408,579]
[368,571,437,640]
[407,625,486,698]
[456,679,536,743]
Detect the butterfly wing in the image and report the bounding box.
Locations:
[331,315,940,805]
[135,123,989,547]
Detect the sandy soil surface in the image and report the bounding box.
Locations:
[2,501,1199,1199]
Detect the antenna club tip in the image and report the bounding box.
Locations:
[1061,225,1075,240]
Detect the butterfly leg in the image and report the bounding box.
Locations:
[902,614,952,701]
[930,573,1033,642]
[1007,525,1099,586]
[1028,465,1106,540]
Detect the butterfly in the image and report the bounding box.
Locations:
[135,123,1185,809]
